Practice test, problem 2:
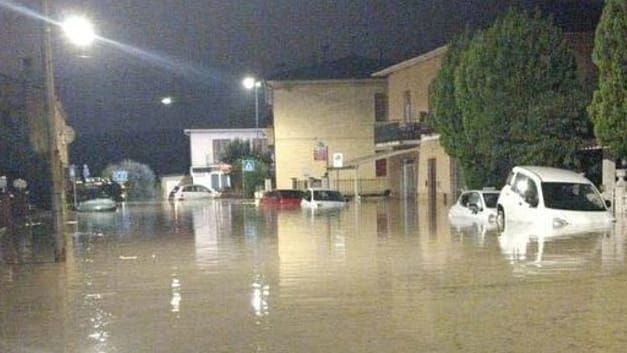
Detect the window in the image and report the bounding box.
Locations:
[374,93,387,122]
[541,182,606,211]
[213,139,231,163]
[512,173,538,207]
[375,159,387,177]
[252,138,267,153]
[460,193,470,207]
[468,192,481,207]
[403,90,412,123]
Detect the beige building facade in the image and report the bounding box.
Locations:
[372,46,459,203]
[269,79,386,191]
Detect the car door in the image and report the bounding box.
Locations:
[193,185,213,199]
[509,173,540,222]
[181,185,197,199]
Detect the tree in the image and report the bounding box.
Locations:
[588,0,627,159]
[220,139,272,197]
[102,159,157,201]
[430,9,590,188]
[429,31,484,186]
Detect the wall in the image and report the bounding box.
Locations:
[416,136,456,205]
[271,79,386,189]
[384,50,444,122]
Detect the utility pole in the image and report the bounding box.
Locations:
[41,0,67,262]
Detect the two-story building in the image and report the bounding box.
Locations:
[370,46,459,203]
[268,56,389,195]
[183,128,268,192]
[268,48,458,203]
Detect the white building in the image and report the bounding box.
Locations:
[184,128,268,191]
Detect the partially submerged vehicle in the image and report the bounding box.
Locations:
[257,189,304,209]
[448,189,500,228]
[300,188,347,210]
[76,197,117,212]
[496,166,614,232]
[168,184,221,201]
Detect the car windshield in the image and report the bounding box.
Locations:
[312,190,344,202]
[541,182,606,211]
[482,192,499,208]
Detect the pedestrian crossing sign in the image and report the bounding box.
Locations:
[242,159,255,172]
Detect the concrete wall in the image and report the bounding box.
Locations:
[271,79,386,189]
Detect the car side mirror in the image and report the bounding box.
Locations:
[469,203,481,214]
[605,199,612,208]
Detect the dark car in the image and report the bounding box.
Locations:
[257,189,304,209]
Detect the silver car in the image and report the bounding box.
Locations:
[168,184,221,201]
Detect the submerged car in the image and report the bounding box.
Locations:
[301,188,347,209]
[76,197,117,212]
[258,189,304,209]
[496,166,614,232]
[168,184,221,201]
[448,189,500,227]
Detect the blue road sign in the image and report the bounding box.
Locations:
[242,159,255,172]
[112,170,128,183]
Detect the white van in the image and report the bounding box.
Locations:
[496,166,614,233]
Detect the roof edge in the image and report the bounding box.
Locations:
[372,46,448,77]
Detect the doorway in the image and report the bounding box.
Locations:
[401,159,416,199]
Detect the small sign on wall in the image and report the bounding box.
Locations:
[313,143,328,161]
[332,153,343,168]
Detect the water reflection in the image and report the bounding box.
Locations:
[498,221,620,275]
[2,200,627,353]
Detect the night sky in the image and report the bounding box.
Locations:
[4,0,605,175]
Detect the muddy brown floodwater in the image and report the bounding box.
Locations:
[2,199,627,353]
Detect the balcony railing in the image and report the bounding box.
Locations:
[374,121,432,145]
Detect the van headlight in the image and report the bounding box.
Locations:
[552,217,569,228]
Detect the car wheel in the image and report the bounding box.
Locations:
[496,207,505,232]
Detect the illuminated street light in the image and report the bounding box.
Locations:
[42,2,96,262]
[161,96,173,105]
[61,15,95,46]
[242,76,262,131]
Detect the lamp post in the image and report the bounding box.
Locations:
[242,77,262,134]
[41,0,95,262]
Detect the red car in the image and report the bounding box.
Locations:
[258,189,304,209]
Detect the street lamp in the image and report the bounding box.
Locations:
[161,96,174,105]
[61,15,96,46]
[41,1,95,262]
[242,76,262,132]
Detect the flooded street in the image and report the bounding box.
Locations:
[2,199,627,353]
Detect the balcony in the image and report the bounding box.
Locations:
[374,121,433,146]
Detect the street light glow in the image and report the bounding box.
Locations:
[242,76,256,90]
[242,76,263,131]
[62,16,95,46]
[161,96,173,105]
